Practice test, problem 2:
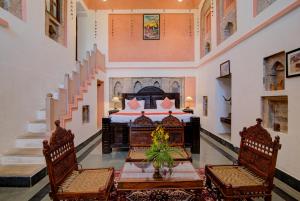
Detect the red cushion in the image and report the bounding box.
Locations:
[161,97,173,109]
[127,98,140,110]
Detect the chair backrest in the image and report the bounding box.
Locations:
[129,112,155,147]
[238,118,281,185]
[161,113,185,147]
[129,112,185,147]
[43,120,78,193]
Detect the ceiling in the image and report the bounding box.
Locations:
[84,0,202,10]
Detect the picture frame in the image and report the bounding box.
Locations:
[143,14,160,40]
[286,48,300,78]
[220,60,231,77]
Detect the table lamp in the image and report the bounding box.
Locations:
[112,96,120,109]
[185,96,193,109]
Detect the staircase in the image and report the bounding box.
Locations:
[0,44,106,187]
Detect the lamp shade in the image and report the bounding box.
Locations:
[185,96,193,102]
[112,96,120,103]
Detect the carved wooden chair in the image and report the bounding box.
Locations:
[126,111,191,162]
[205,119,281,201]
[43,120,114,201]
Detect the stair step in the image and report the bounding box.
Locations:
[1,148,45,165]
[0,164,46,187]
[0,164,45,177]
[16,133,49,148]
[27,121,47,133]
[35,109,46,120]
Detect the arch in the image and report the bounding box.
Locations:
[200,0,212,57]
[171,81,180,93]
[205,42,211,54]
[113,81,122,97]
[224,21,234,38]
[153,81,161,88]
[134,81,143,93]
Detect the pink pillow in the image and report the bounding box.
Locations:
[127,98,140,110]
[161,97,173,109]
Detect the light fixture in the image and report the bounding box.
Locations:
[185,96,193,109]
[112,96,120,109]
[178,0,183,2]
[102,0,107,2]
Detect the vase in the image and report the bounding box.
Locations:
[152,161,162,179]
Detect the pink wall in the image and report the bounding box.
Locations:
[108,14,195,62]
[84,0,201,10]
[184,77,196,108]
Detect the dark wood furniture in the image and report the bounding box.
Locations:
[182,108,194,114]
[117,161,203,200]
[220,117,231,125]
[205,119,281,201]
[43,120,114,201]
[108,109,119,115]
[102,86,201,154]
[126,112,192,162]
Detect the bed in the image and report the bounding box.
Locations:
[102,86,200,154]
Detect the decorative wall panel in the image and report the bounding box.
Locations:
[109,77,185,108]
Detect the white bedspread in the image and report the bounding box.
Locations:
[109,109,193,123]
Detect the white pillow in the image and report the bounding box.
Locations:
[156,99,176,110]
[124,99,145,111]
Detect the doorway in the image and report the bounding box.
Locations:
[97,80,104,128]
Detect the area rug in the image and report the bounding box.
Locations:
[110,168,217,201]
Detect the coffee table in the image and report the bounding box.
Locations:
[117,161,203,201]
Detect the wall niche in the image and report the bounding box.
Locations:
[263,51,285,91]
[203,96,208,116]
[262,96,288,133]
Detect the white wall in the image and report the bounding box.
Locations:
[198,1,300,180]
[66,71,106,146]
[0,1,76,153]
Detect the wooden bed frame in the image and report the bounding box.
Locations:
[102,86,200,154]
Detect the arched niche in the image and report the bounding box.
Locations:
[113,81,122,97]
[134,81,143,93]
[171,81,180,93]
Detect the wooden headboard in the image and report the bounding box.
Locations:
[122,86,180,109]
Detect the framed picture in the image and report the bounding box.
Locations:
[220,60,231,77]
[286,48,300,78]
[143,14,160,40]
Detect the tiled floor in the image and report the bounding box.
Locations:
[0,133,294,201]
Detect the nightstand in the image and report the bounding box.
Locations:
[183,108,193,114]
[109,109,119,115]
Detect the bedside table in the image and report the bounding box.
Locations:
[183,108,193,114]
[109,109,119,115]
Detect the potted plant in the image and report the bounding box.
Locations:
[145,125,181,178]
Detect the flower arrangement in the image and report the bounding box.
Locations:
[145,125,181,175]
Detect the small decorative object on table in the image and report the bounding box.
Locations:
[146,125,181,178]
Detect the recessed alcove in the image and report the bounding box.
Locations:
[216,74,232,141]
[263,51,285,91]
[262,96,288,133]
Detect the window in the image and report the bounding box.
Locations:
[46,0,61,22]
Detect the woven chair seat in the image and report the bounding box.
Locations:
[208,166,265,187]
[59,168,113,193]
[128,147,190,160]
